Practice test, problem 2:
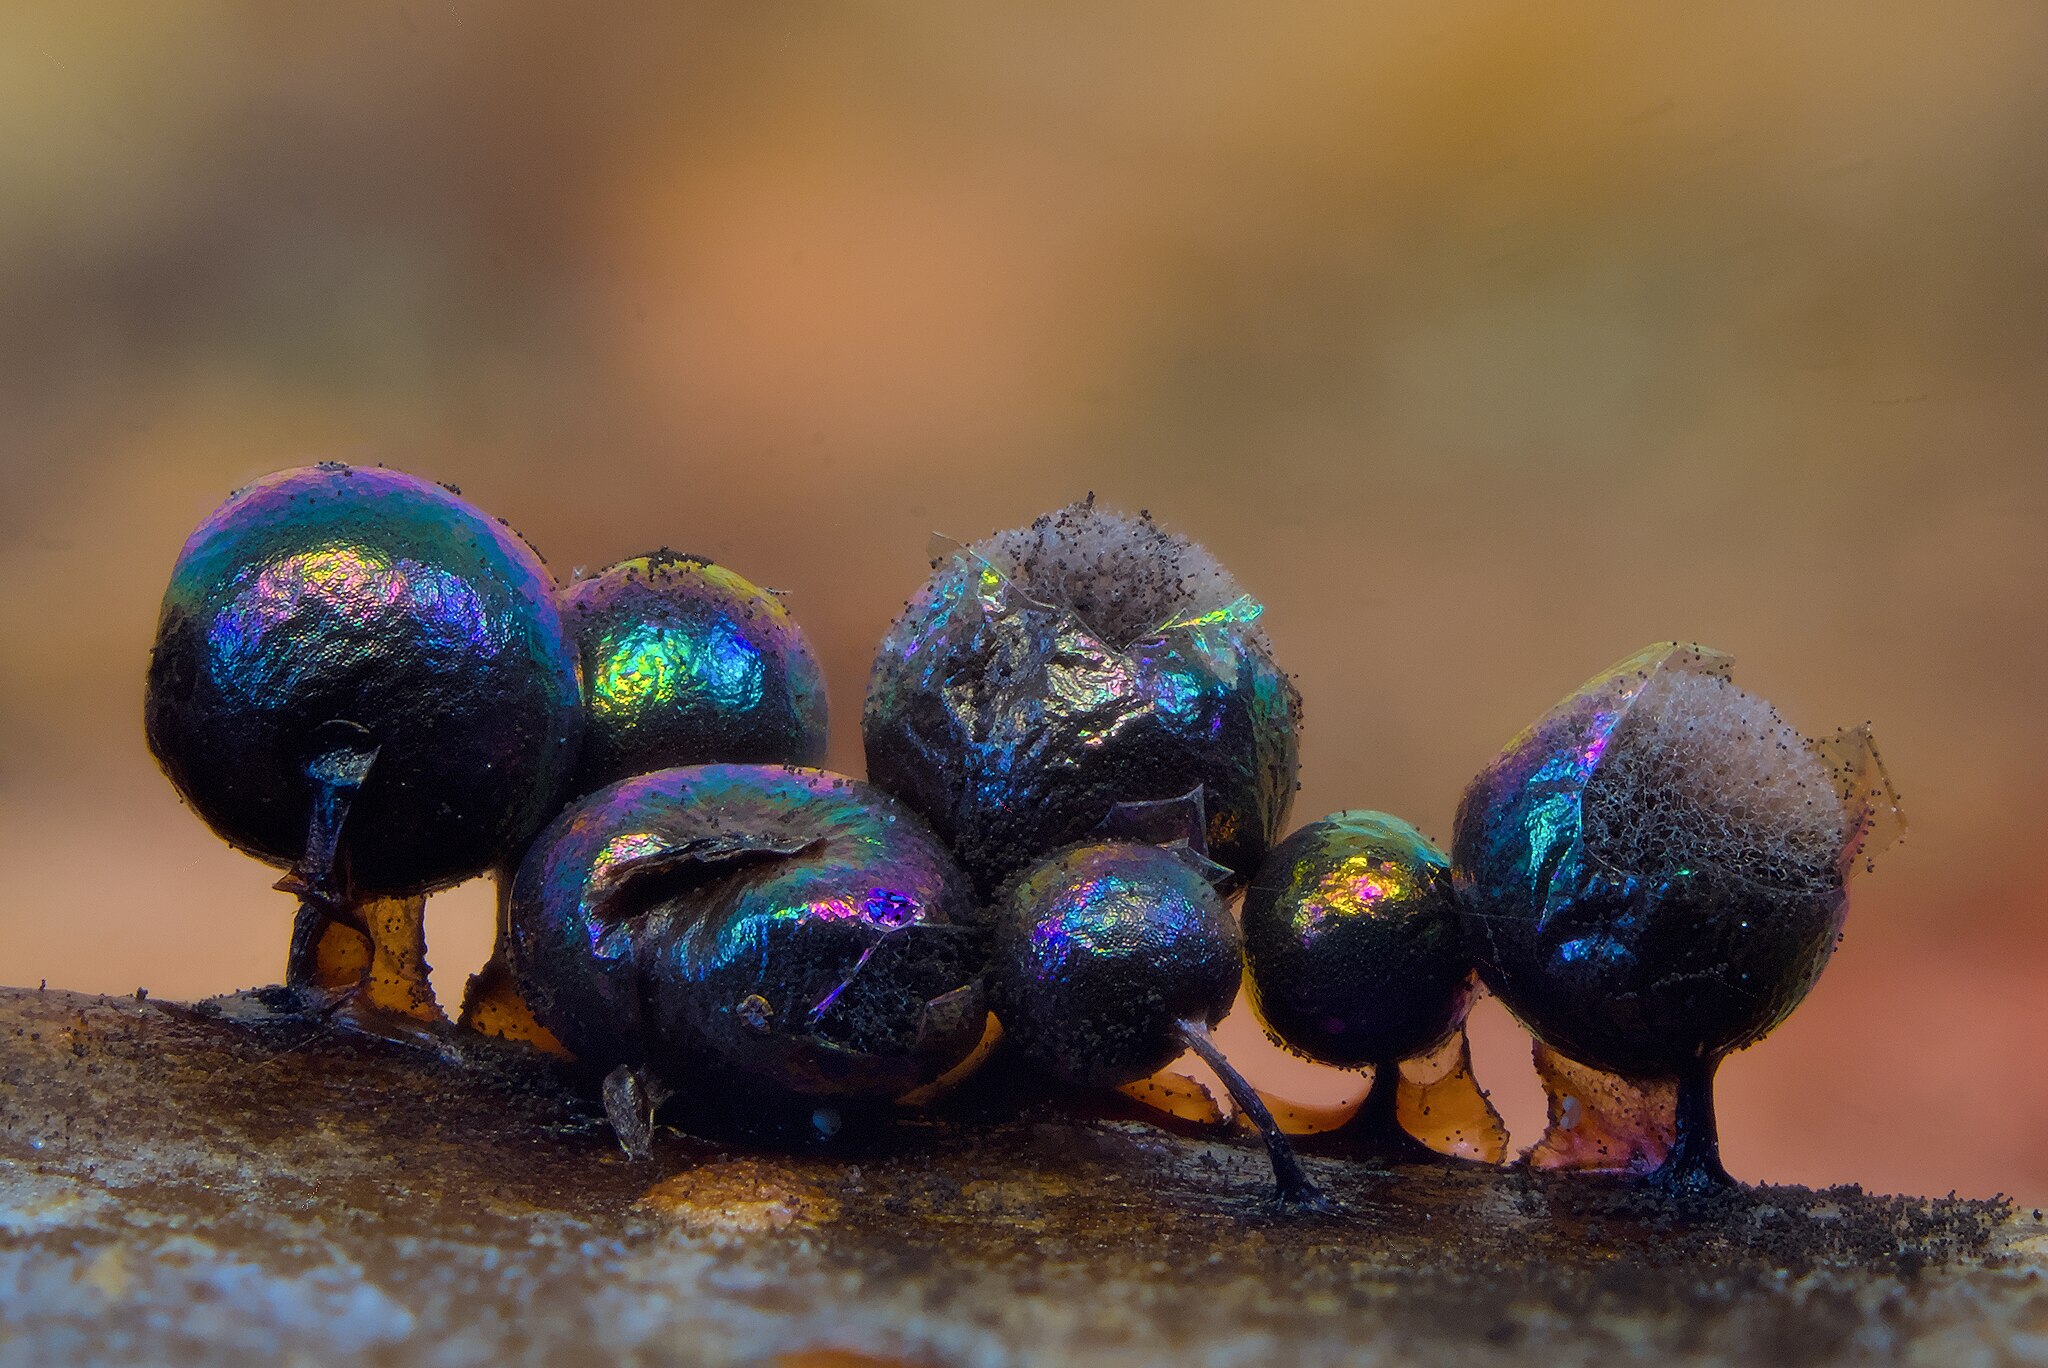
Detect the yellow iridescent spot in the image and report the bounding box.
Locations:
[960,556,1012,617]
[1298,854,1419,938]
[591,831,666,884]
[1158,593,1264,632]
[241,544,399,631]
[296,543,389,592]
[210,540,498,689]
[588,618,765,721]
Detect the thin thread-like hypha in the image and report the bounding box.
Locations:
[1581,669,1843,894]
[976,501,1251,650]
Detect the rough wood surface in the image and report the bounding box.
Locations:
[1,986,2042,1367]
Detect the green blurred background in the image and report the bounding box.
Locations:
[2,2,2044,1200]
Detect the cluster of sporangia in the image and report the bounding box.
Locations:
[145,464,1902,1209]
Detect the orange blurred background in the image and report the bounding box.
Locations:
[2,2,2044,1200]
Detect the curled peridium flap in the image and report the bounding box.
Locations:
[925,531,1054,619]
[586,831,821,913]
[1524,1039,1676,1174]
[1093,787,1213,859]
[1507,641,1732,755]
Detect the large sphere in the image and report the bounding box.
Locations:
[864,501,1299,899]
[508,764,986,1101]
[1243,811,1470,1068]
[144,464,583,895]
[562,552,827,797]
[1452,644,1851,1079]
[987,841,1242,1090]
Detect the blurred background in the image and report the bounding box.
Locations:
[2,2,2044,1200]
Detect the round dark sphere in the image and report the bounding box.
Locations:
[144,463,584,896]
[508,764,987,1101]
[1242,810,1470,1068]
[562,551,828,797]
[863,501,1300,899]
[1452,644,1851,1080]
[987,841,1242,1090]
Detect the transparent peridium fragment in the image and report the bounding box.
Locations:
[1395,1025,1510,1164]
[1524,1040,1676,1174]
[1816,723,1905,875]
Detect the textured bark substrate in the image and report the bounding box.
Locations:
[1,986,2042,1367]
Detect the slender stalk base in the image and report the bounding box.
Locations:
[1176,1020,1335,1213]
[269,727,444,1039]
[1648,1055,1734,1196]
[278,726,379,989]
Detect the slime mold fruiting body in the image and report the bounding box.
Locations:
[460,551,828,1043]
[563,552,828,797]
[507,764,987,1151]
[1453,643,1901,1193]
[986,841,1330,1210]
[144,463,583,1005]
[1243,811,1478,1163]
[863,501,1299,900]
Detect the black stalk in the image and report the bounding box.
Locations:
[1650,1054,1734,1196]
[277,726,379,987]
[1176,1019,1335,1213]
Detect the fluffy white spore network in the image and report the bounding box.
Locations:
[1580,668,1845,893]
[971,500,1251,650]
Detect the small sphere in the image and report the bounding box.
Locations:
[1243,811,1470,1068]
[508,764,987,1101]
[987,841,1242,1090]
[1453,643,1859,1079]
[864,501,1300,898]
[144,463,583,895]
[562,551,827,796]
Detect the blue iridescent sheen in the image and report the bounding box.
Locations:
[863,507,1299,899]
[1451,644,1847,1079]
[987,842,1241,1089]
[1243,811,1471,1069]
[507,764,986,1101]
[144,463,584,896]
[562,552,828,797]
